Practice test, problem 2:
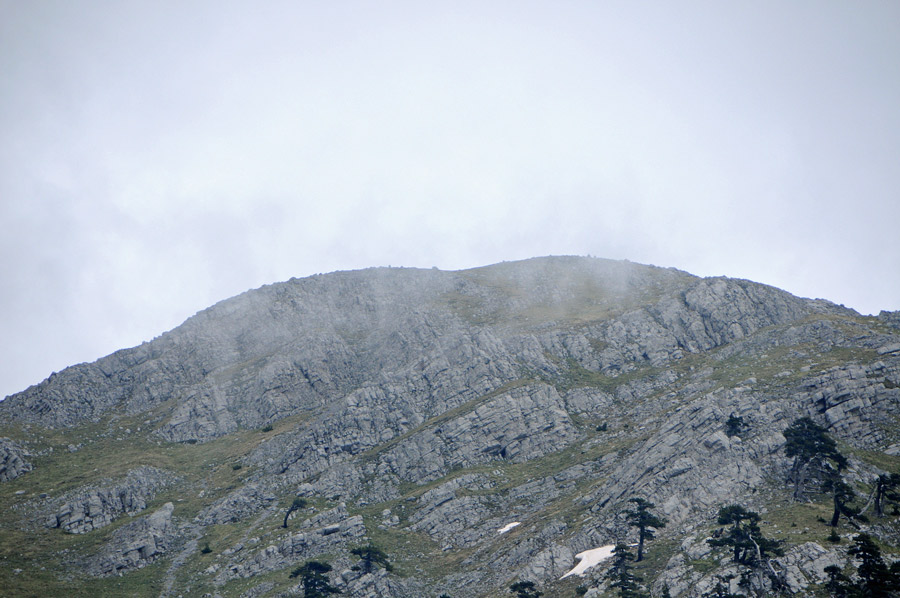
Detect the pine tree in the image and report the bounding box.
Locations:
[823,565,852,598]
[283,497,308,528]
[509,580,543,598]
[848,533,900,598]
[350,544,393,573]
[823,473,857,528]
[707,505,783,597]
[604,542,645,598]
[873,473,900,518]
[783,417,846,501]
[625,498,667,562]
[725,414,748,438]
[290,560,341,597]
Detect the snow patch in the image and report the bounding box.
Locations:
[560,544,616,579]
[497,521,521,534]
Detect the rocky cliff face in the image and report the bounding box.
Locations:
[1,256,898,598]
[0,437,31,482]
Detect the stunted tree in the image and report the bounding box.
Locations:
[283,497,308,528]
[290,560,341,597]
[873,473,900,518]
[605,542,645,598]
[708,506,761,565]
[823,565,852,598]
[707,505,783,597]
[823,473,858,528]
[625,497,667,562]
[351,544,393,573]
[848,533,900,598]
[725,414,749,438]
[509,580,542,598]
[783,417,846,501]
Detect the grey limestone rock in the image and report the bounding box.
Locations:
[47,466,177,533]
[796,361,900,448]
[87,501,177,576]
[200,482,278,525]
[216,505,366,583]
[588,388,775,523]
[379,383,577,482]
[0,437,32,482]
[776,542,844,594]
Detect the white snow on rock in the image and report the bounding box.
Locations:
[560,544,616,579]
[497,521,521,534]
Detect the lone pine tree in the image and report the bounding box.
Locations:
[350,544,393,574]
[290,560,341,597]
[625,497,667,562]
[283,497,308,528]
[783,417,847,501]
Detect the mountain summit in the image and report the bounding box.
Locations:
[2,256,899,597]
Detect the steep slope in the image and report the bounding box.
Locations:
[1,256,898,598]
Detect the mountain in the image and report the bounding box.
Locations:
[1,256,899,598]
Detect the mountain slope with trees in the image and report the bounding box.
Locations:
[1,256,899,597]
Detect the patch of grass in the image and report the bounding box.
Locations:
[851,448,900,474]
[634,537,679,578]
[688,558,719,574]
[755,497,839,545]
[558,359,660,393]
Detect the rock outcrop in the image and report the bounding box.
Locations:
[46,466,177,533]
[214,505,366,583]
[0,437,31,482]
[86,502,178,577]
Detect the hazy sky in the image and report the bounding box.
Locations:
[2,1,899,399]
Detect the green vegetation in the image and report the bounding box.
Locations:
[558,359,660,393]
[289,560,341,596]
[283,497,308,528]
[724,414,748,438]
[784,417,847,501]
[350,543,393,573]
[605,542,645,598]
[509,580,543,598]
[625,497,667,562]
[706,505,784,597]
[822,534,900,597]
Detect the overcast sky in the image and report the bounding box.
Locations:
[2,1,899,399]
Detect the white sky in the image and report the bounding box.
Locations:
[2,1,899,399]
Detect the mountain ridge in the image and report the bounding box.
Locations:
[1,256,898,598]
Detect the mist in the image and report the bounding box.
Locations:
[2,1,899,398]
